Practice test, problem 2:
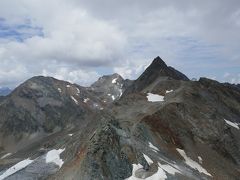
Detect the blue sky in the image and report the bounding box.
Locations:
[0,18,43,42]
[0,0,239,88]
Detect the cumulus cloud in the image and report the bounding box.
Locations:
[222,72,240,84]
[0,0,127,87]
[0,0,239,87]
[224,72,230,78]
[41,68,100,86]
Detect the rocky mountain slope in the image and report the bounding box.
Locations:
[90,73,132,103]
[0,57,240,180]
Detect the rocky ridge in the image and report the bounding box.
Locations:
[0,57,239,180]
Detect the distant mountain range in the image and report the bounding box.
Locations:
[0,57,239,180]
[0,87,11,96]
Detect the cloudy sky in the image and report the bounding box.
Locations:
[0,0,240,88]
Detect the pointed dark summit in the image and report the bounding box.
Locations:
[151,56,167,68]
[124,56,189,93]
[142,56,189,81]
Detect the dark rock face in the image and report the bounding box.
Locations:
[80,120,132,180]
[124,56,189,94]
[0,57,240,180]
[223,82,240,92]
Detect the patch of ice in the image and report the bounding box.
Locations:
[198,156,203,164]
[46,148,65,168]
[146,166,167,180]
[0,158,33,180]
[166,90,173,94]
[158,162,181,175]
[147,93,164,102]
[112,78,118,84]
[71,96,78,105]
[126,164,143,180]
[126,162,168,180]
[143,154,153,165]
[0,153,12,160]
[176,148,212,176]
[119,88,123,97]
[112,95,115,100]
[224,119,239,129]
[84,98,90,103]
[68,134,73,137]
[58,88,62,93]
[148,142,159,152]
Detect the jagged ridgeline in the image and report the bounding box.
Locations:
[0,57,240,180]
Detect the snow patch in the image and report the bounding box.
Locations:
[58,88,62,93]
[112,78,118,84]
[71,96,78,105]
[119,88,123,97]
[148,142,159,152]
[126,164,143,180]
[76,87,80,94]
[66,85,71,88]
[143,154,153,165]
[108,94,111,96]
[111,95,115,100]
[84,98,90,103]
[147,93,164,102]
[147,166,167,180]
[158,162,181,175]
[0,153,12,159]
[166,90,173,93]
[176,148,212,176]
[46,148,65,168]
[198,156,203,164]
[126,161,174,180]
[224,119,239,129]
[143,153,181,176]
[68,134,73,137]
[0,158,33,180]
[93,103,99,107]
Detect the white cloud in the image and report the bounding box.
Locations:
[0,0,127,87]
[224,72,230,78]
[113,58,149,79]
[231,78,236,84]
[41,68,99,86]
[0,0,127,65]
[222,72,240,84]
[0,0,239,87]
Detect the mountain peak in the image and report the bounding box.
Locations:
[90,73,133,103]
[151,56,167,67]
[142,56,189,81]
[93,73,124,85]
[123,56,189,93]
